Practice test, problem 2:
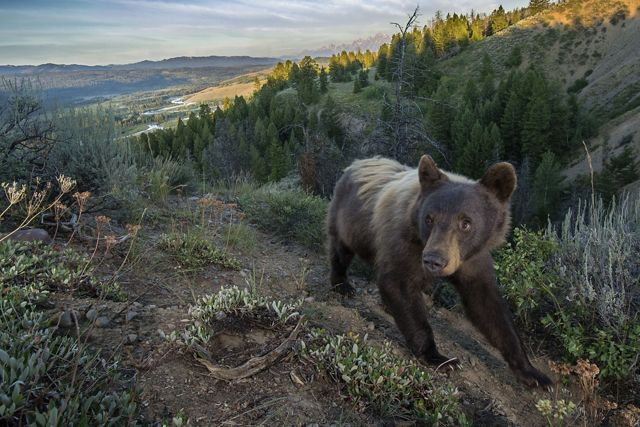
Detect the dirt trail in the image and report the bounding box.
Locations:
[59,200,557,426]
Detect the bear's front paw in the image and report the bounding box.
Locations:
[332,281,356,297]
[515,367,553,389]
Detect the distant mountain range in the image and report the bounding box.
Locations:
[287,33,391,59]
[0,56,278,75]
[0,33,393,74]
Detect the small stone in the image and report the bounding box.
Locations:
[215,311,227,321]
[304,296,315,303]
[86,308,98,322]
[126,311,138,322]
[133,302,143,308]
[95,316,110,328]
[59,311,75,328]
[126,334,138,343]
[366,322,375,331]
[148,305,157,310]
[170,305,178,310]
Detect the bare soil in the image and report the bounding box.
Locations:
[50,198,568,426]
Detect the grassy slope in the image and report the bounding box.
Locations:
[184,68,271,104]
[437,0,639,116]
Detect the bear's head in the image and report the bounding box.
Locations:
[415,155,516,277]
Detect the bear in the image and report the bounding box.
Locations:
[326,154,552,388]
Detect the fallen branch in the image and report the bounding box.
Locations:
[195,316,305,381]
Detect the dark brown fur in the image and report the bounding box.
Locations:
[327,155,552,388]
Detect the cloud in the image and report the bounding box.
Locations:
[0,0,529,64]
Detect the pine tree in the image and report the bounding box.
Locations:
[521,91,550,165]
[376,44,389,79]
[319,67,329,93]
[500,90,523,159]
[505,46,523,68]
[427,83,453,144]
[533,151,563,221]
[488,5,508,35]
[353,77,362,94]
[358,69,369,88]
[457,121,484,178]
[528,0,549,15]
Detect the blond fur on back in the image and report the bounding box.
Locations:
[347,156,474,231]
[346,157,411,208]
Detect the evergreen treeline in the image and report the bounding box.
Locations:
[134,55,348,189]
[426,56,595,178]
[328,49,376,82]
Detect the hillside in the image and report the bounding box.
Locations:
[435,0,640,177]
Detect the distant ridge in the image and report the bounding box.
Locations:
[0,55,278,74]
[285,33,391,59]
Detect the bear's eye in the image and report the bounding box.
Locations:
[460,219,472,232]
[425,216,434,226]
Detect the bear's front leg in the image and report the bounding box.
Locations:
[378,269,458,368]
[450,253,552,388]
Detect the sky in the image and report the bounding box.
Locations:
[0,0,529,65]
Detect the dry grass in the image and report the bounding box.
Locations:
[185,81,258,103]
[185,69,270,103]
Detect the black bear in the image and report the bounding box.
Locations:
[326,155,552,388]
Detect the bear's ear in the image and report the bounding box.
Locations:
[418,155,445,189]
[479,162,517,203]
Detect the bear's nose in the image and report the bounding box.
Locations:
[423,254,448,274]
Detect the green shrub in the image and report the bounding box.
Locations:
[143,157,194,204]
[362,85,386,100]
[0,241,124,302]
[495,228,558,328]
[303,331,468,425]
[567,77,588,94]
[0,298,138,425]
[0,242,138,425]
[496,194,640,384]
[159,229,241,270]
[239,184,327,250]
[543,195,640,380]
[169,285,302,349]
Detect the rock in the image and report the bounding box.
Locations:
[59,311,76,328]
[367,322,375,331]
[148,305,157,310]
[126,311,138,322]
[86,308,98,322]
[133,302,143,308]
[4,228,52,244]
[304,296,315,303]
[126,334,138,344]
[215,311,227,321]
[94,316,110,328]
